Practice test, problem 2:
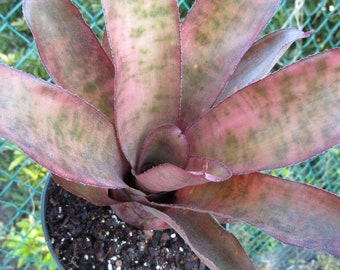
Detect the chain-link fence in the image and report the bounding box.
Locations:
[0,0,339,269]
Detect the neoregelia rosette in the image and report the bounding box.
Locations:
[0,0,339,269]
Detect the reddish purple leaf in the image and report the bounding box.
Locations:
[214,28,310,105]
[164,209,255,270]
[172,173,340,257]
[102,0,181,166]
[134,157,231,193]
[110,202,170,230]
[180,0,281,128]
[53,174,116,206]
[23,0,115,119]
[102,27,114,62]
[0,64,127,189]
[185,156,232,182]
[136,125,189,174]
[121,205,255,269]
[186,48,340,173]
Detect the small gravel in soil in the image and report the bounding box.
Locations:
[45,180,208,270]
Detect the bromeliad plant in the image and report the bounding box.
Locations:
[0,0,339,268]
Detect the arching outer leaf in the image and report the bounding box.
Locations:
[214,28,310,105]
[172,173,340,258]
[53,175,116,206]
[180,0,281,128]
[134,157,231,193]
[110,202,170,230]
[0,65,126,189]
[23,0,115,119]
[163,209,255,270]
[111,202,255,268]
[102,0,181,166]
[186,48,340,173]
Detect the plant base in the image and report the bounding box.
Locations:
[41,178,208,270]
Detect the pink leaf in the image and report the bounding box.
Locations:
[123,205,255,269]
[0,64,127,189]
[53,175,116,206]
[23,0,116,119]
[134,157,231,193]
[164,209,255,270]
[102,0,181,166]
[180,0,281,128]
[136,125,188,173]
[214,28,311,105]
[186,48,340,173]
[172,173,340,257]
[102,27,114,62]
[185,156,232,182]
[110,202,170,230]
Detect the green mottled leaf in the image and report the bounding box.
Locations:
[0,64,127,189]
[214,28,310,105]
[102,0,181,166]
[23,0,116,118]
[172,173,340,257]
[180,0,281,128]
[186,48,340,173]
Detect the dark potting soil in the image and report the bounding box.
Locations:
[45,180,209,270]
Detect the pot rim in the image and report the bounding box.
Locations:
[41,173,65,270]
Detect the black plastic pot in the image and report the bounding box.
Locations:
[41,174,65,269]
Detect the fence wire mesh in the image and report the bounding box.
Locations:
[0,0,339,269]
